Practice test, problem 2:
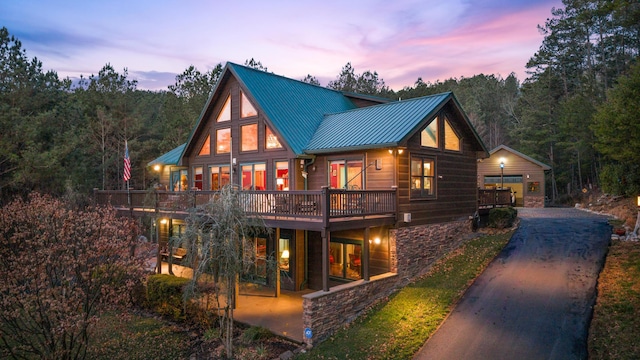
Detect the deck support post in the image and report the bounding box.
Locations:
[322,186,331,292]
[363,227,370,281]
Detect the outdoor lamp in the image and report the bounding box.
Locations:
[637,195,640,208]
[153,164,161,172]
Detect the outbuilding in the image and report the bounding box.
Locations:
[477,145,550,207]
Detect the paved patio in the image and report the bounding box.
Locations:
[155,260,308,343]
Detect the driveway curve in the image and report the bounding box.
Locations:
[414,207,611,360]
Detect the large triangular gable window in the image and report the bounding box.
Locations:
[444,117,461,151]
[198,135,211,156]
[217,95,231,122]
[421,117,438,148]
[241,91,257,118]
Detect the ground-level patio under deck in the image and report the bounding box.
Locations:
[156,260,309,343]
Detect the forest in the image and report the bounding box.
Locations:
[1,0,639,204]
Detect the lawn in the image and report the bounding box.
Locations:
[588,239,640,359]
[87,311,193,360]
[299,231,513,360]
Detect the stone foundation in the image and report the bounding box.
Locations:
[301,219,472,347]
[524,196,545,208]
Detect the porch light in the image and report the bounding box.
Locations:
[160,218,167,225]
[374,237,381,245]
[637,195,640,208]
[153,164,161,172]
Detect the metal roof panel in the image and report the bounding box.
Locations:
[305,92,452,152]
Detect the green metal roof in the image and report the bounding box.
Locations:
[305,92,453,153]
[148,143,186,167]
[228,63,359,155]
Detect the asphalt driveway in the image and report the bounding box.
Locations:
[414,207,611,360]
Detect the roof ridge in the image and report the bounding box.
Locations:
[323,91,452,116]
[227,62,343,94]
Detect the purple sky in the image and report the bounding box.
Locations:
[1,0,562,91]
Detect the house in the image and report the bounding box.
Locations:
[97,62,488,345]
[477,145,551,207]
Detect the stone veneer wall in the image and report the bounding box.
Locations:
[301,219,471,347]
[524,195,545,208]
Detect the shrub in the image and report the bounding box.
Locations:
[0,193,151,359]
[488,207,518,229]
[146,274,190,319]
[241,326,273,344]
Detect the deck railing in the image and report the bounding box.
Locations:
[93,188,397,220]
[478,188,513,209]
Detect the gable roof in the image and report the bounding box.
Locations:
[490,145,551,170]
[180,62,487,161]
[182,63,361,159]
[148,143,186,167]
[306,92,452,153]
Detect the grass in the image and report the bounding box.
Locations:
[87,311,192,360]
[588,239,640,359]
[299,231,513,360]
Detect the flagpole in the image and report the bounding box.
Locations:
[124,140,131,208]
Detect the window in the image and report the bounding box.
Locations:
[241,163,266,190]
[217,95,231,122]
[193,166,203,190]
[411,157,435,198]
[216,128,230,154]
[198,135,211,156]
[329,239,362,280]
[275,161,289,191]
[279,237,290,272]
[209,165,230,190]
[421,117,438,148]
[171,169,188,192]
[329,159,363,189]
[265,126,282,149]
[243,236,267,283]
[241,123,258,152]
[241,91,257,118]
[528,181,540,193]
[444,117,460,151]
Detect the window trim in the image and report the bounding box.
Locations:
[209,164,231,190]
[240,123,259,153]
[216,127,231,154]
[265,125,283,150]
[443,116,462,152]
[216,94,231,122]
[410,155,437,199]
[193,166,204,190]
[240,91,258,118]
[421,116,439,149]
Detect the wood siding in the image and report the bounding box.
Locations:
[396,104,481,226]
[183,77,298,191]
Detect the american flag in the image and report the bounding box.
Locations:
[123,140,131,182]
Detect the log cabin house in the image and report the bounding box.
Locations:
[96,62,489,345]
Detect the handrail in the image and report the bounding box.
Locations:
[478,188,512,208]
[93,188,397,220]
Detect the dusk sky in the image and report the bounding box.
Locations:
[1,0,563,91]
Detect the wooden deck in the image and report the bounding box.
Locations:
[94,188,399,231]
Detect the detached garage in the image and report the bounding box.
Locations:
[477,145,551,208]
